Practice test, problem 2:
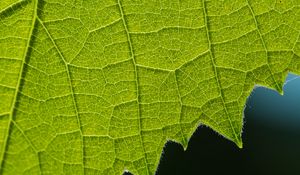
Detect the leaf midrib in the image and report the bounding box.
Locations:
[0,0,38,170]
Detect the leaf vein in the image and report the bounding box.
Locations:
[117,0,151,174]
[36,16,85,172]
[202,0,242,146]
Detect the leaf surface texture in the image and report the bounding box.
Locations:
[0,0,300,174]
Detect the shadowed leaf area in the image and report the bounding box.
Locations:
[0,0,299,174]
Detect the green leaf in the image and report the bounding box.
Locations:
[0,0,299,174]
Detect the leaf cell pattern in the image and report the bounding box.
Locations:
[0,0,299,174]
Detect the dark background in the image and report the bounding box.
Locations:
[128,74,300,175]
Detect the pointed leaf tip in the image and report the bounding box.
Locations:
[235,135,243,149]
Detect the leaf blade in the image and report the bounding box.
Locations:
[0,0,299,174]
